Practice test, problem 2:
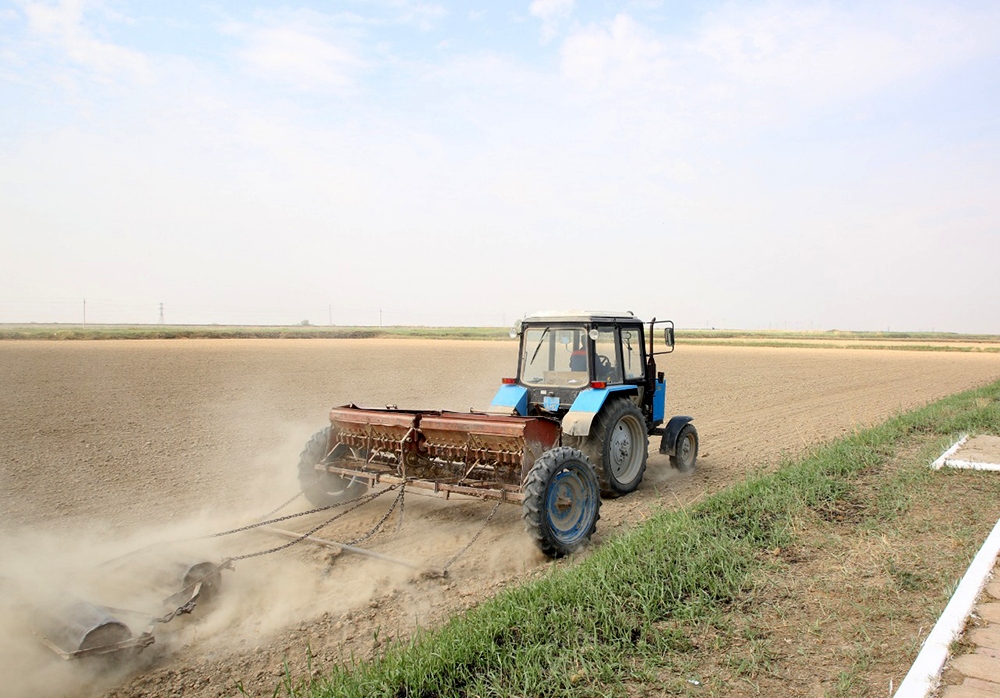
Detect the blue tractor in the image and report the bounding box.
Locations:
[297,311,697,559]
[488,311,698,498]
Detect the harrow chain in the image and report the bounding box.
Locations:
[257,487,309,521]
[442,496,503,573]
[206,486,386,540]
[345,481,406,546]
[208,466,505,572]
[224,486,400,561]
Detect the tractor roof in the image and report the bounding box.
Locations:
[522,310,643,324]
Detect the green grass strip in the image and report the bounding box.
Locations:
[277,380,1000,697]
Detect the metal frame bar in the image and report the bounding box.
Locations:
[262,527,425,570]
[322,464,525,503]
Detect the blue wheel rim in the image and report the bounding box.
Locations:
[545,463,596,546]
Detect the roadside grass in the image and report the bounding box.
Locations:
[271,381,1000,697]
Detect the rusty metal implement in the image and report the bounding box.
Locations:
[319,405,561,503]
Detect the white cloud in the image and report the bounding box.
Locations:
[529,0,574,42]
[20,0,150,84]
[693,4,954,99]
[676,2,1000,133]
[529,0,573,21]
[224,15,364,91]
[387,0,446,31]
[558,3,1000,131]
[560,13,666,88]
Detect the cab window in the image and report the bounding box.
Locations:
[594,327,623,383]
[520,326,589,387]
[621,328,644,381]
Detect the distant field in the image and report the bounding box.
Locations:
[680,329,1000,352]
[2,324,999,351]
[0,324,512,341]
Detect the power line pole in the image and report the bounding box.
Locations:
[159,303,165,324]
[328,304,332,326]
[83,298,86,327]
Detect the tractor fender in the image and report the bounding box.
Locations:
[561,385,638,437]
[487,384,529,416]
[659,415,694,455]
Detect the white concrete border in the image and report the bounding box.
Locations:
[943,459,1000,472]
[893,517,1000,698]
[931,434,969,470]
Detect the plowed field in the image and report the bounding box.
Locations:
[1,339,998,697]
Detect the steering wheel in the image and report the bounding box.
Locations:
[597,355,612,379]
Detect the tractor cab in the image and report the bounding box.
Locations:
[489,311,676,433]
[489,310,696,499]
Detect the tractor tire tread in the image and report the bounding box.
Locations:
[522,447,600,558]
[669,423,699,473]
[565,398,648,498]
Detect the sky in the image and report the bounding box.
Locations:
[1,0,998,332]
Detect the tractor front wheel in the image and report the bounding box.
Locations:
[522,447,601,558]
[297,427,367,507]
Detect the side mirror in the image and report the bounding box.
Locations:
[664,327,675,347]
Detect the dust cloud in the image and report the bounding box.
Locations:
[0,417,390,698]
[0,410,530,698]
[0,521,227,698]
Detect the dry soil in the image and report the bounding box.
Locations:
[2,339,999,697]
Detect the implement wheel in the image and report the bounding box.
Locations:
[669,423,698,473]
[567,398,648,498]
[297,427,367,507]
[522,447,601,558]
[182,562,224,605]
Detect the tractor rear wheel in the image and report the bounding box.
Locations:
[669,423,698,473]
[567,398,648,498]
[297,427,367,507]
[522,447,601,558]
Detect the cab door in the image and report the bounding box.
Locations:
[619,325,646,388]
[592,326,623,383]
